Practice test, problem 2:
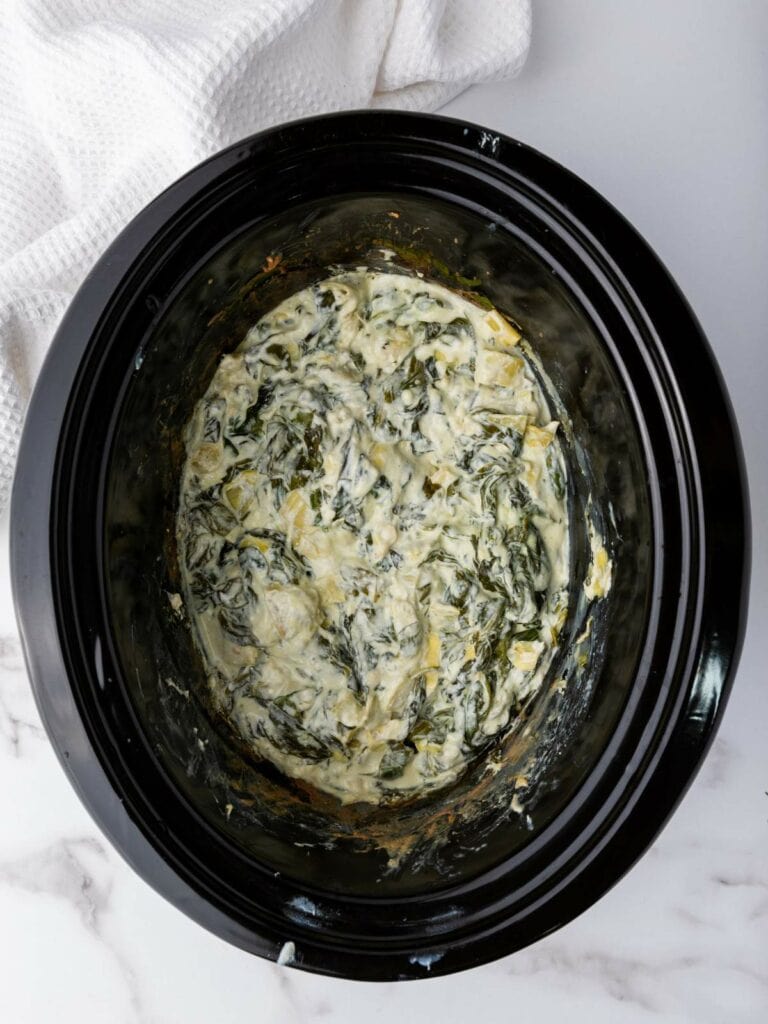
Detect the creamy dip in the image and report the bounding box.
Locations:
[177,270,571,804]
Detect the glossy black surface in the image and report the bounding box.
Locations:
[11,112,750,980]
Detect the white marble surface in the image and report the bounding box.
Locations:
[1,1,766,1020]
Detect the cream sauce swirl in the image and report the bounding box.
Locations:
[178,271,570,804]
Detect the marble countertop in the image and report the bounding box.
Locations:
[1,1,766,1020]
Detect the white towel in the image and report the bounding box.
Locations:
[0,0,531,509]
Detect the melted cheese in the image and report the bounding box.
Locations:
[177,271,572,804]
[584,520,614,601]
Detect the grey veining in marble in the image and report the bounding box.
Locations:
[1,2,766,1021]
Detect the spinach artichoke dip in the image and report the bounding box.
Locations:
[178,270,571,805]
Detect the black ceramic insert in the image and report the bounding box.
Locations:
[11,111,749,980]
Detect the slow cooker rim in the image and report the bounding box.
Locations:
[10,110,750,981]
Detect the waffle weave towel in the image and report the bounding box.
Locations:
[0,0,531,509]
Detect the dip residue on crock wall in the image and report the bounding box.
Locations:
[164,257,612,873]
